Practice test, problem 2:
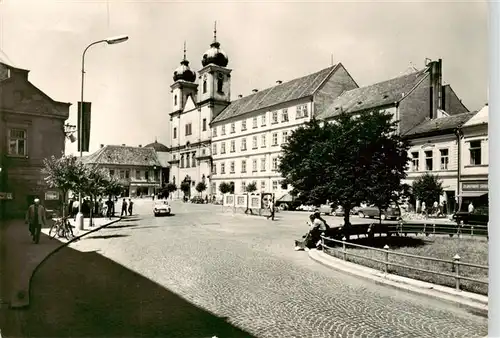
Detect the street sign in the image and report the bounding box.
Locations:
[0,192,13,200]
[45,191,60,200]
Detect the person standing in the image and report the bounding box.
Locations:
[442,200,448,216]
[128,198,134,216]
[121,198,128,217]
[25,198,46,244]
[266,198,275,220]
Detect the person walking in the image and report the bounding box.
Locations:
[121,198,128,217]
[266,198,275,220]
[25,198,46,244]
[128,198,134,216]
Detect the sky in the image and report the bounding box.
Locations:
[0,0,488,155]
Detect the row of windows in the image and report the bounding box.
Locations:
[172,119,208,139]
[212,131,289,155]
[409,141,483,172]
[212,105,308,137]
[212,157,280,175]
[179,152,197,169]
[108,169,158,181]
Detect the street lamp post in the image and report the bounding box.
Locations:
[76,35,129,231]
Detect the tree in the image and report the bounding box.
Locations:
[180,180,191,198]
[102,176,123,198]
[81,167,108,224]
[196,181,207,197]
[162,182,177,199]
[279,111,410,227]
[411,173,444,210]
[219,182,231,195]
[42,154,88,218]
[245,181,257,193]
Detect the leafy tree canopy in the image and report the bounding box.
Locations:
[245,181,257,193]
[279,111,410,225]
[219,182,232,194]
[180,181,191,194]
[196,181,207,194]
[42,154,88,195]
[411,173,444,207]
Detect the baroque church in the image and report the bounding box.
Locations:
[168,24,231,199]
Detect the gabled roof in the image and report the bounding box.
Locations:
[83,145,162,167]
[211,64,339,123]
[462,104,488,127]
[403,111,478,137]
[317,69,429,119]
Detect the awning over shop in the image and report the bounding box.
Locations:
[458,191,488,198]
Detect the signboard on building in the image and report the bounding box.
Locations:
[0,192,13,200]
[462,181,488,192]
[45,191,60,200]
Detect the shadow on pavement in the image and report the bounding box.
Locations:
[85,234,130,240]
[348,235,427,249]
[3,232,255,338]
[106,223,141,229]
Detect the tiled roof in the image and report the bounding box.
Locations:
[83,145,162,167]
[317,69,429,120]
[145,141,169,152]
[211,65,339,123]
[403,111,478,137]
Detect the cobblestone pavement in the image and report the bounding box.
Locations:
[64,200,487,338]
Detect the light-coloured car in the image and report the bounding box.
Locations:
[153,201,171,217]
[357,205,401,220]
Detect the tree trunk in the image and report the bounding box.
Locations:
[61,189,67,219]
[89,195,94,227]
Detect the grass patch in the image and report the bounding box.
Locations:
[324,234,488,295]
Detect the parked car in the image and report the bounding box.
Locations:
[357,205,401,220]
[453,205,489,226]
[153,201,171,217]
[296,204,315,212]
[191,196,205,204]
[318,204,334,215]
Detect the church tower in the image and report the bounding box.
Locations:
[197,22,232,119]
[170,42,198,114]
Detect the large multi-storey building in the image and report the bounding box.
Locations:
[0,61,71,218]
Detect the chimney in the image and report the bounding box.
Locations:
[238,94,243,99]
[252,89,258,93]
[428,58,443,119]
[100,144,104,148]
[276,80,282,85]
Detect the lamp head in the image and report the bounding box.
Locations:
[106,35,129,45]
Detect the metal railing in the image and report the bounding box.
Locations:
[388,221,488,238]
[320,235,489,292]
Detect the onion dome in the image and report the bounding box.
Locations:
[145,140,169,152]
[173,42,196,83]
[201,21,229,67]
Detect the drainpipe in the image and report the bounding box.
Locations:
[455,128,463,212]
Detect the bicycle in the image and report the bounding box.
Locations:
[49,216,75,240]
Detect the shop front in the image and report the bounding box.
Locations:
[458,180,488,211]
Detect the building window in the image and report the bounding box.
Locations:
[260,158,266,172]
[252,159,258,172]
[192,152,196,167]
[261,134,266,148]
[212,127,217,137]
[174,95,177,106]
[212,163,217,175]
[180,155,185,168]
[125,170,130,179]
[272,111,278,124]
[212,144,218,155]
[440,149,449,170]
[252,135,258,149]
[261,180,266,191]
[241,181,246,193]
[296,104,309,119]
[272,180,278,190]
[230,123,236,134]
[230,140,236,153]
[202,118,207,131]
[173,127,177,139]
[411,152,419,171]
[253,117,258,129]
[8,128,27,156]
[109,169,115,176]
[230,161,235,173]
[425,150,433,171]
[469,140,482,165]
[282,109,289,122]
[261,115,266,126]
[221,125,226,135]
[221,142,226,154]
[272,157,279,171]
[282,181,288,190]
[221,163,226,174]
[203,77,207,93]
[217,76,224,93]
[241,160,247,173]
[241,120,247,131]
[136,170,140,179]
[272,133,278,146]
[186,153,191,168]
[241,138,247,151]
[282,131,288,144]
[211,182,216,193]
[145,171,150,180]
[185,123,192,136]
